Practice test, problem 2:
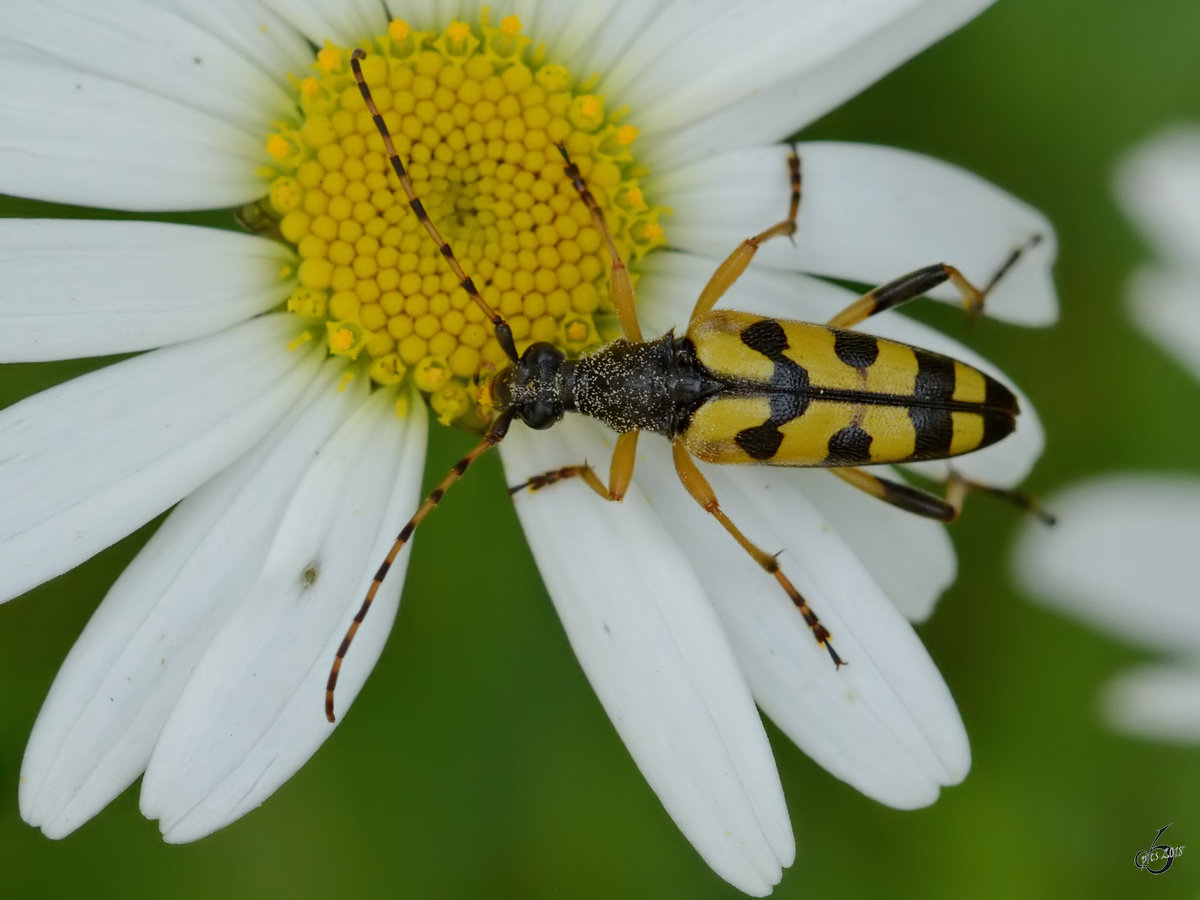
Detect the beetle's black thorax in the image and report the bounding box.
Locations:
[562,334,720,436]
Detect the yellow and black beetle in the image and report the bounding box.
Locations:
[326,48,1038,719]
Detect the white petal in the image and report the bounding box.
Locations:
[655,142,1058,326]
[786,467,955,623]
[1127,267,1200,381]
[0,220,292,361]
[555,1,673,81]
[0,314,320,605]
[1013,476,1200,656]
[629,0,993,167]
[262,0,389,47]
[639,252,1045,487]
[0,56,265,210]
[503,420,792,896]
[379,0,482,31]
[1114,125,1200,266]
[629,434,970,808]
[20,360,359,838]
[140,388,428,842]
[1102,664,1200,744]
[0,0,298,132]
[157,0,317,87]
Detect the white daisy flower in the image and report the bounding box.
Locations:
[1015,127,1200,745]
[0,1,1056,894]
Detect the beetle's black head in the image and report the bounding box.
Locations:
[491,342,566,430]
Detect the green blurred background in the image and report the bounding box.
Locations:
[3,1,1199,897]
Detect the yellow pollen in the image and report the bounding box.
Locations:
[257,15,666,425]
[316,46,342,73]
[266,134,292,160]
[414,356,450,392]
[327,321,366,358]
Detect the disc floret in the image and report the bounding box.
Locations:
[254,13,666,426]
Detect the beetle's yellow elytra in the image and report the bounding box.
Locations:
[681,312,1016,468]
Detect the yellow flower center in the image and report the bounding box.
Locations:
[254,13,665,426]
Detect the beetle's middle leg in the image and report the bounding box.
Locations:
[672,440,844,667]
[509,430,640,502]
[689,146,803,323]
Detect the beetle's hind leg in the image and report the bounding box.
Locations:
[944,471,1057,525]
[509,431,640,502]
[827,234,1043,330]
[672,440,844,667]
[829,465,1056,525]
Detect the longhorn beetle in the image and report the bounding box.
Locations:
[325,47,1043,721]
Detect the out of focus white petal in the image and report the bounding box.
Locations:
[1115,126,1200,267]
[0,220,292,361]
[503,420,792,897]
[1127,267,1200,381]
[140,388,427,842]
[1014,476,1200,656]
[1102,664,1200,744]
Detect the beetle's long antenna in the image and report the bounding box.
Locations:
[327,410,515,722]
[350,48,518,362]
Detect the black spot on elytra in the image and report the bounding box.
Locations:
[740,319,789,358]
[908,405,954,458]
[826,424,873,464]
[735,423,784,460]
[833,330,880,370]
[913,351,956,403]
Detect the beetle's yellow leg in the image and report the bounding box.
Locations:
[690,147,803,322]
[672,440,844,667]
[556,144,643,343]
[827,235,1042,330]
[509,430,640,502]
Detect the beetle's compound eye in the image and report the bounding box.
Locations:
[521,401,562,430]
